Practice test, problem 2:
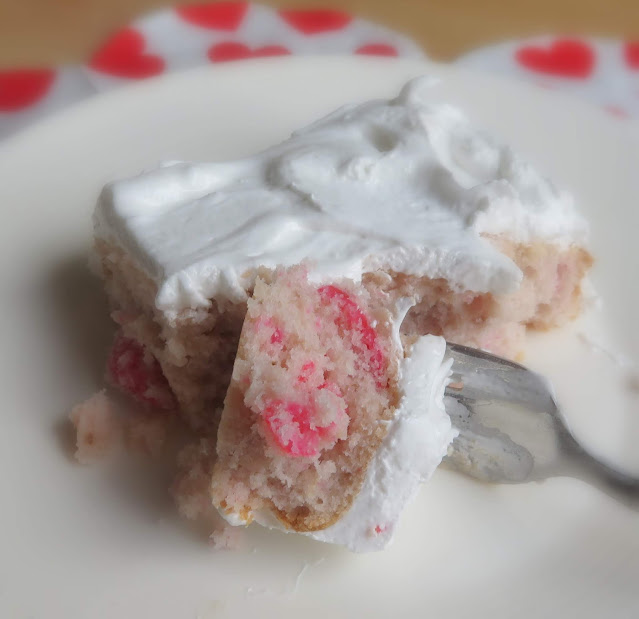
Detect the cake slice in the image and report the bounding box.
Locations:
[211,267,456,550]
[85,76,595,550]
[93,77,591,432]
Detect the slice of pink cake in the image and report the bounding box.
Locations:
[211,267,454,543]
[78,78,596,550]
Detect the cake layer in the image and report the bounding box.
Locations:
[96,231,591,428]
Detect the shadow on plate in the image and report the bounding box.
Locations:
[44,252,181,526]
[44,251,114,387]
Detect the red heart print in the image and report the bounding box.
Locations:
[604,105,628,119]
[176,2,248,31]
[516,39,594,78]
[355,44,398,57]
[0,69,55,112]
[279,9,352,35]
[208,42,290,62]
[89,28,165,78]
[625,42,639,69]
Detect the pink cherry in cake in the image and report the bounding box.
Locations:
[107,333,175,410]
[318,285,386,388]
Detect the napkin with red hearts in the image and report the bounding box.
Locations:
[457,37,639,119]
[1,2,638,140]
[0,3,422,139]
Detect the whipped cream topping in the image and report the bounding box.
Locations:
[95,77,587,313]
[308,334,456,552]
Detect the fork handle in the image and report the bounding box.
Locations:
[562,437,639,510]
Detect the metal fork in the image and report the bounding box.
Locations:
[443,342,639,509]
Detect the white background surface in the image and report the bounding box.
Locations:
[0,57,638,618]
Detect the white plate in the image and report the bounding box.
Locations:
[1,57,638,619]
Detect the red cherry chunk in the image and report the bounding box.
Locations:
[318,285,386,388]
[107,334,175,410]
[261,381,347,458]
[262,399,320,457]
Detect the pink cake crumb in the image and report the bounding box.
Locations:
[69,390,122,464]
[209,524,245,551]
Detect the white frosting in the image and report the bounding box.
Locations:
[308,334,456,552]
[218,333,456,553]
[94,77,587,313]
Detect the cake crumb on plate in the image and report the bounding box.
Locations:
[209,524,245,550]
[69,390,122,464]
